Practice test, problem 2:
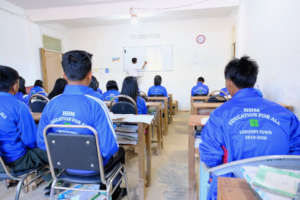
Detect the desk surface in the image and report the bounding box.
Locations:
[218,177,258,200]
[188,115,209,126]
[146,102,162,108]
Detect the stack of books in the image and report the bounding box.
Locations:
[115,124,138,145]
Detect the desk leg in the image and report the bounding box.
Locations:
[156,116,162,154]
[188,126,196,200]
[145,124,152,187]
[137,124,146,200]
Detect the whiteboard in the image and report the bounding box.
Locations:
[123,45,174,72]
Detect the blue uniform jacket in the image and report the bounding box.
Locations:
[28,86,47,104]
[200,88,300,200]
[103,90,120,101]
[147,85,168,97]
[137,96,148,114]
[97,88,103,95]
[15,92,27,104]
[0,92,37,163]
[220,88,229,97]
[37,85,118,167]
[191,82,209,96]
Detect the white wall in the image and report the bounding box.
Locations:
[67,17,235,110]
[0,0,43,85]
[236,0,300,116]
[0,0,69,86]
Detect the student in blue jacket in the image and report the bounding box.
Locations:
[37,50,126,198]
[28,80,47,99]
[148,75,168,97]
[103,80,120,101]
[0,66,48,174]
[199,56,300,200]
[15,76,28,104]
[191,76,209,96]
[121,76,148,114]
[89,75,104,99]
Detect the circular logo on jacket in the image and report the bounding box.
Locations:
[196,34,206,45]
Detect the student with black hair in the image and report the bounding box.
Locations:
[48,78,68,99]
[200,56,300,200]
[121,76,147,114]
[89,75,103,96]
[0,65,48,174]
[103,80,120,101]
[37,50,126,199]
[191,76,209,96]
[147,75,168,97]
[15,76,28,104]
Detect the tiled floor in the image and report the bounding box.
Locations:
[0,111,190,200]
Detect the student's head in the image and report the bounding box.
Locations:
[121,76,139,102]
[154,75,162,86]
[132,57,137,64]
[48,78,67,99]
[106,80,118,91]
[34,80,43,88]
[62,50,93,85]
[197,77,205,83]
[89,76,99,91]
[19,76,26,94]
[224,56,258,96]
[0,65,19,94]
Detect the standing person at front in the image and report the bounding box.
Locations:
[37,50,126,199]
[127,57,147,86]
[199,56,300,200]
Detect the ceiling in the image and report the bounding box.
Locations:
[7,0,135,10]
[39,6,237,28]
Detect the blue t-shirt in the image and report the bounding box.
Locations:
[147,85,168,97]
[0,92,37,163]
[191,82,209,96]
[37,85,118,172]
[137,96,148,114]
[103,90,120,101]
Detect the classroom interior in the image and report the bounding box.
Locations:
[1,0,300,199]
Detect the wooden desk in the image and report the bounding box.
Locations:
[146,102,163,154]
[168,94,174,122]
[148,97,169,134]
[31,112,41,122]
[188,115,209,200]
[218,177,258,200]
[191,102,223,115]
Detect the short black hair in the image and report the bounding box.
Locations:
[106,80,118,91]
[224,56,258,89]
[198,77,204,83]
[62,50,92,81]
[19,76,27,94]
[121,76,139,102]
[154,75,162,86]
[89,76,99,91]
[132,57,137,64]
[34,80,43,87]
[48,78,67,99]
[0,65,19,92]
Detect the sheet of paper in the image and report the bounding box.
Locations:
[109,113,154,124]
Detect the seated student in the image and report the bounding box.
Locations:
[48,78,67,100]
[120,76,147,114]
[15,76,27,104]
[0,66,48,174]
[89,75,104,99]
[191,76,209,96]
[147,75,168,97]
[199,56,300,200]
[29,80,47,97]
[103,80,120,101]
[37,50,126,198]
